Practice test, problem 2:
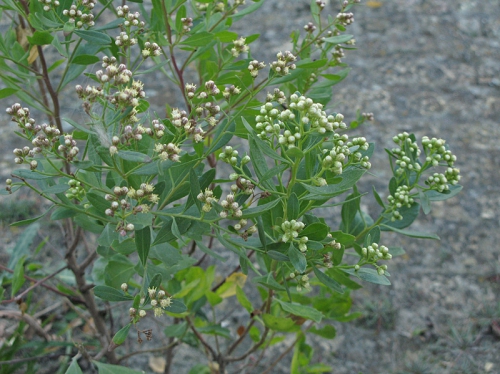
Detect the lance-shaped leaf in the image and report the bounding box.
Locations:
[136,226,151,266]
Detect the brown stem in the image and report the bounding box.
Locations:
[14,265,67,302]
[0,263,85,305]
[65,232,118,364]
[186,316,217,359]
[0,353,69,365]
[163,336,176,374]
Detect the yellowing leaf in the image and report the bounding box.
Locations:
[366,1,383,8]
[148,356,166,373]
[216,272,247,298]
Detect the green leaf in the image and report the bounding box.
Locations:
[364,225,381,247]
[8,223,39,269]
[295,58,328,68]
[263,314,300,332]
[71,54,100,65]
[93,361,143,374]
[112,323,131,346]
[230,0,265,20]
[266,250,289,262]
[299,222,329,241]
[10,206,53,227]
[65,356,84,374]
[302,167,365,200]
[241,198,282,219]
[214,30,238,42]
[51,207,77,220]
[93,285,133,301]
[27,30,54,45]
[342,268,391,285]
[419,190,431,214]
[309,324,336,339]
[312,267,343,294]
[236,285,253,313]
[11,169,54,180]
[388,246,405,256]
[165,299,188,314]
[323,34,353,44]
[287,193,300,220]
[425,184,462,201]
[372,186,385,208]
[11,256,26,298]
[74,30,111,45]
[253,273,286,291]
[180,32,214,47]
[0,87,18,99]
[288,245,306,273]
[197,324,231,339]
[381,202,420,230]
[380,224,440,240]
[43,184,70,194]
[135,226,151,266]
[275,299,323,323]
[325,268,361,290]
[116,150,151,163]
[164,321,188,337]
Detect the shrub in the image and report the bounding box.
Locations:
[0,0,461,373]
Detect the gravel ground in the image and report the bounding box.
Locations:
[1,0,500,373]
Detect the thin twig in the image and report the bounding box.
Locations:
[0,353,69,365]
[14,265,67,302]
[186,316,217,359]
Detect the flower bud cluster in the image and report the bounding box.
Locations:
[231,37,249,57]
[197,189,218,213]
[5,179,13,194]
[12,146,38,168]
[256,102,283,139]
[289,94,347,134]
[387,185,414,221]
[358,243,391,275]
[117,6,144,28]
[65,179,85,200]
[58,134,79,161]
[75,84,103,107]
[281,220,305,244]
[142,42,161,58]
[180,17,193,33]
[271,51,297,76]
[304,22,317,33]
[248,60,266,78]
[240,224,257,241]
[278,128,301,148]
[185,84,197,99]
[422,136,457,168]
[223,85,241,100]
[170,108,204,142]
[153,142,180,162]
[391,132,422,174]
[289,272,310,292]
[38,0,60,12]
[63,2,96,28]
[337,12,354,26]
[6,103,36,135]
[323,253,333,268]
[219,146,239,166]
[316,0,326,10]
[426,170,460,193]
[116,31,138,48]
[230,176,254,195]
[322,134,350,175]
[220,194,242,218]
[362,112,374,121]
[333,45,345,63]
[146,287,172,318]
[266,89,286,105]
